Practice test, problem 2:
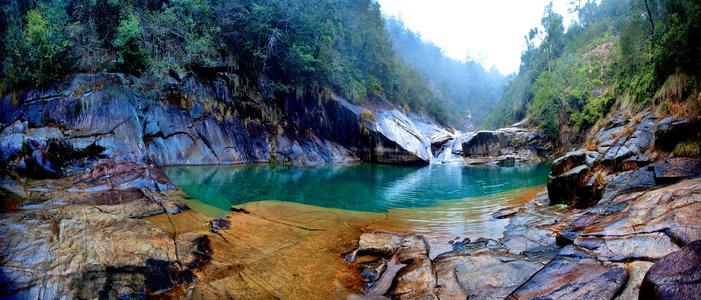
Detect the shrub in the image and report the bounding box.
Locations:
[113,10,146,74]
[673,140,701,157]
[571,96,613,131]
[2,1,70,88]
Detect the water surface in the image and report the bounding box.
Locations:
[165,163,551,214]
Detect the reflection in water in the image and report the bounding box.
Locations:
[165,163,551,213]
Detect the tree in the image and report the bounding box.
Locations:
[2,0,70,87]
[113,9,146,74]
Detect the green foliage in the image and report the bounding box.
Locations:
[528,73,561,138]
[0,0,454,122]
[486,0,701,145]
[2,0,70,89]
[113,9,146,74]
[571,96,612,131]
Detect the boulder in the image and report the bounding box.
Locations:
[210,217,231,233]
[656,117,699,151]
[73,159,175,192]
[359,258,387,283]
[650,158,701,184]
[599,168,656,204]
[547,150,602,207]
[388,257,437,299]
[396,234,430,263]
[577,179,701,248]
[640,240,701,299]
[354,232,403,258]
[461,131,501,157]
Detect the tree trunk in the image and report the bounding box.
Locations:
[643,0,655,34]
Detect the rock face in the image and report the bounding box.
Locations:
[640,240,701,299]
[457,124,555,164]
[0,160,206,298]
[0,73,453,168]
[547,109,701,208]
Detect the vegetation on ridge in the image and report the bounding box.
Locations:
[484,0,701,143]
[0,0,503,128]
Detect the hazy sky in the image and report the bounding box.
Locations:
[378,0,577,75]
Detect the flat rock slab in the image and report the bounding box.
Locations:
[640,240,701,299]
[506,255,628,300]
[0,206,207,298]
[579,178,701,246]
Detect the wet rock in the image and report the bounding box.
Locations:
[574,232,681,261]
[656,117,699,152]
[492,206,523,219]
[599,168,656,204]
[388,257,437,299]
[396,234,430,263]
[73,159,175,192]
[616,261,654,300]
[461,131,501,157]
[497,156,516,166]
[547,150,602,207]
[650,158,701,184]
[640,240,701,299]
[210,217,231,233]
[453,252,543,300]
[578,178,701,246]
[0,174,27,201]
[458,127,553,161]
[451,237,505,254]
[359,258,387,283]
[0,206,206,298]
[506,255,628,300]
[355,232,403,258]
[551,149,600,175]
[18,150,61,179]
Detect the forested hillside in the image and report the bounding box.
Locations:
[385,18,506,129]
[484,0,701,147]
[0,0,465,123]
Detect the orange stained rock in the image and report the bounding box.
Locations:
[146,185,544,298]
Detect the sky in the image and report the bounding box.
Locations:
[377,0,578,75]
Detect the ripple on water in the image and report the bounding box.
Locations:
[165,162,551,214]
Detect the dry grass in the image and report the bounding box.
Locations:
[360,110,376,123]
[673,140,701,157]
[655,71,689,103]
[585,138,598,151]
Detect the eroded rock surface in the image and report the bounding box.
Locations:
[0,160,204,298]
[0,73,458,166]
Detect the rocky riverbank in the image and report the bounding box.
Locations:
[0,72,553,174]
[3,72,699,299]
[346,109,701,299]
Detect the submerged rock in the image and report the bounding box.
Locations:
[210,217,231,233]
